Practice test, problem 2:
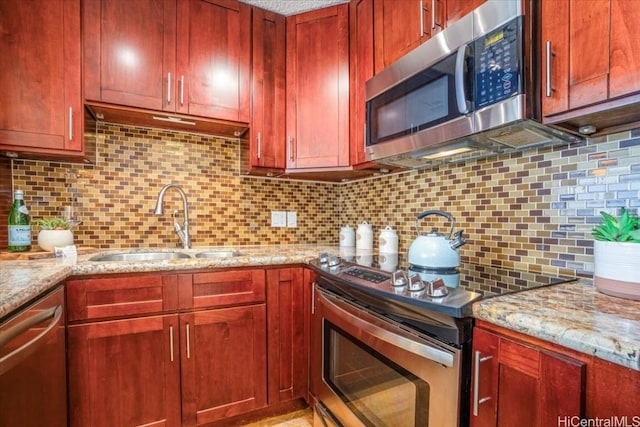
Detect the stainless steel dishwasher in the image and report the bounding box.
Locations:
[0,286,67,427]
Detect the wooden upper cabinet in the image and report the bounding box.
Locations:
[541,0,640,118]
[286,5,350,170]
[246,8,287,173]
[607,0,640,98]
[350,0,375,166]
[83,0,250,123]
[0,0,82,156]
[445,0,486,26]
[373,0,444,74]
[176,0,250,122]
[83,0,176,111]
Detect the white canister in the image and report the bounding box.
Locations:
[378,252,398,272]
[339,225,355,247]
[356,221,373,251]
[379,226,398,253]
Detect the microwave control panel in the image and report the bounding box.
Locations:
[474,17,522,109]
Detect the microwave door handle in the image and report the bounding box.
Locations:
[455,43,470,114]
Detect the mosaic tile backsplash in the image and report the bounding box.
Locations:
[10,124,339,248]
[9,124,640,278]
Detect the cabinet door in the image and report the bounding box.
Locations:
[286,5,350,169]
[266,268,307,403]
[0,0,82,154]
[249,8,286,172]
[66,274,179,321]
[176,0,251,122]
[180,305,267,426]
[471,327,585,427]
[178,269,265,310]
[541,0,570,116]
[446,0,485,26]
[609,0,640,98]
[350,0,375,166]
[83,0,176,111]
[67,315,181,427]
[470,328,499,427]
[373,0,423,73]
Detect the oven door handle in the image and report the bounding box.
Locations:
[316,401,343,427]
[320,290,455,367]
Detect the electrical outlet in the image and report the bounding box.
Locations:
[287,211,297,228]
[271,211,286,227]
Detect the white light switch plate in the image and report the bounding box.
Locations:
[287,211,297,228]
[271,211,287,227]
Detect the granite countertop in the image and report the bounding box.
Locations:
[2,246,639,371]
[473,279,640,371]
[0,245,337,320]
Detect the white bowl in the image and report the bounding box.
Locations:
[37,230,74,252]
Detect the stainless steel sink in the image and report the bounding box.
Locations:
[195,250,243,258]
[89,252,192,262]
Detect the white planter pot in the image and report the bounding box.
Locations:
[37,230,74,252]
[593,240,640,300]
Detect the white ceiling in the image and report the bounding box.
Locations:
[240,0,349,16]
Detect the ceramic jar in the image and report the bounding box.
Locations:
[356,221,373,251]
[379,226,398,253]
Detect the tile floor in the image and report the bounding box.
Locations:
[240,408,313,427]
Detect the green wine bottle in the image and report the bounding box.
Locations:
[8,189,32,252]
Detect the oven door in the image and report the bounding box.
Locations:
[310,285,462,427]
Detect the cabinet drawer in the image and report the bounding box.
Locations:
[66,275,179,321]
[179,269,266,309]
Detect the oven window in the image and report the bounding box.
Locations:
[323,321,429,427]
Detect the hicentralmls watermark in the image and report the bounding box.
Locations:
[558,416,640,427]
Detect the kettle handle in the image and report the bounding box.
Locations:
[415,210,455,238]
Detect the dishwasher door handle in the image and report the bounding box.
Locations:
[0,305,62,375]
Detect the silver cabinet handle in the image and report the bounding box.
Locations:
[431,0,436,30]
[257,132,261,160]
[288,136,294,162]
[0,306,62,376]
[473,350,493,416]
[180,75,184,105]
[545,41,554,97]
[419,0,425,36]
[167,72,172,105]
[185,323,190,359]
[68,107,73,141]
[169,325,174,362]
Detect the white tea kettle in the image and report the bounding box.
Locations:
[408,210,466,269]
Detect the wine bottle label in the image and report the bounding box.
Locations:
[8,225,32,246]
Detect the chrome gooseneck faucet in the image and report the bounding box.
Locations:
[154,184,190,249]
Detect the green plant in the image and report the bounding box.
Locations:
[592,209,640,243]
[34,217,70,230]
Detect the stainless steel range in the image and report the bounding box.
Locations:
[308,253,574,427]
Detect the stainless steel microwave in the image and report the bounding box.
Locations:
[364,0,581,169]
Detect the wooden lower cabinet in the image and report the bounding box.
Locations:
[181,305,267,426]
[471,327,584,427]
[66,267,307,426]
[472,321,640,426]
[266,268,308,404]
[68,314,182,427]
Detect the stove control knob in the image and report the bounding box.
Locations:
[426,277,449,298]
[392,270,408,287]
[408,274,426,291]
[328,255,340,267]
[319,252,329,264]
